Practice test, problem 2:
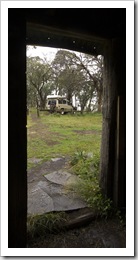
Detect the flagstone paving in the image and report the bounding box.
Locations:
[27,158,87,215]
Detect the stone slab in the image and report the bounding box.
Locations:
[28,185,54,215]
[44,170,77,186]
[28,171,87,215]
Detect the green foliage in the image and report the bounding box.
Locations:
[70,151,100,179]
[70,151,112,218]
[27,48,104,112]
[27,212,68,240]
[115,210,126,225]
[70,151,87,166]
[52,50,103,112]
[27,56,54,108]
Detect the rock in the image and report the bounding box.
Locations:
[28,185,54,215]
[28,171,87,215]
[51,158,62,162]
[28,158,42,164]
[44,170,73,185]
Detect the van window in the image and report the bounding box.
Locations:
[63,100,67,104]
[58,99,63,104]
[48,100,56,105]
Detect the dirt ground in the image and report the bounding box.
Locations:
[27,210,126,248]
[27,157,126,248]
[28,156,70,183]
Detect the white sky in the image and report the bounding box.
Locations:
[26,45,83,62]
[26,45,59,61]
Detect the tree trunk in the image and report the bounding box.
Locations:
[39,91,46,109]
[97,90,102,112]
[87,98,92,112]
[40,99,46,109]
[67,91,72,104]
[36,98,40,117]
[80,105,84,114]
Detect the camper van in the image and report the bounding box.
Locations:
[46,96,74,114]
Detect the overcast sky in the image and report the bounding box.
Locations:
[26,45,59,61]
[26,45,83,62]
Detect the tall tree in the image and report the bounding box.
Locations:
[52,50,103,112]
[52,50,84,102]
[69,53,104,112]
[27,56,54,109]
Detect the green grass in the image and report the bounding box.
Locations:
[27,211,68,245]
[69,151,113,217]
[27,110,102,169]
[27,110,124,244]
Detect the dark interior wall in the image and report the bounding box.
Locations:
[100,36,126,208]
[26,8,125,56]
[25,8,125,39]
[115,37,126,208]
[26,22,105,56]
[8,8,126,248]
[8,9,27,248]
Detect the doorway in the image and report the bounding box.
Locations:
[8,8,126,248]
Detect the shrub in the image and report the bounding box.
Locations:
[70,151,113,217]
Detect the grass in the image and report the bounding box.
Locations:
[27,211,68,245]
[27,109,102,169]
[27,109,113,215]
[69,151,113,217]
[27,109,125,247]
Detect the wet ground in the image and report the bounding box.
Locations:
[27,157,126,248]
[28,157,87,215]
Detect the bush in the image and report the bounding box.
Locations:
[70,151,112,217]
[70,151,100,180]
[70,151,87,166]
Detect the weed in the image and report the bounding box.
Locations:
[115,209,126,225]
[70,151,87,166]
[70,151,100,179]
[27,212,68,241]
[70,151,113,218]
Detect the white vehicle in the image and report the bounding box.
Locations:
[46,96,74,115]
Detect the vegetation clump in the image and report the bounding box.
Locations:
[70,151,113,218]
[27,212,68,242]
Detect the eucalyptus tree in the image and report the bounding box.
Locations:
[52,50,82,102]
[69,52,104,112]
[52,50,103,112]
[27,56,54,109]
